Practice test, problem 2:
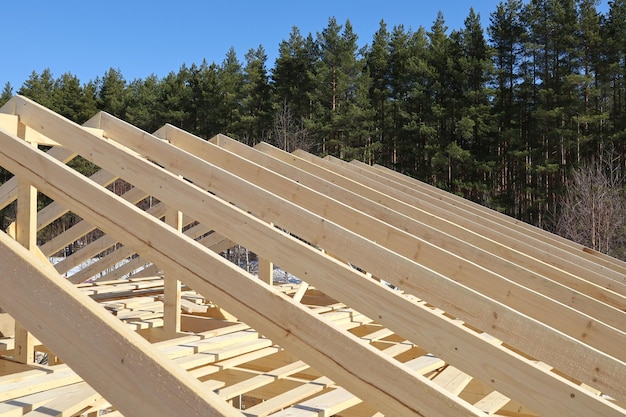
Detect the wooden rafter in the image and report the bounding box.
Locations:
[0,95,623,416]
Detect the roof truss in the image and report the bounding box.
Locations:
[0,95,624,416]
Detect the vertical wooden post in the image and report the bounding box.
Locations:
[163,206,182,337]
[14,167,37,364]
[258,257,273,285]
[258,223,274,285]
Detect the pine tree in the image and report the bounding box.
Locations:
[272,27,318,124]
[603,0,626,149]
[388,24,431,177]
[79,81,99,124]
[577,0,605,159]
[311,18,373,160]
[0,82,13,107]
[488,0,526,216]
[366,20,392,164]
[426,12,455,188]
[521,0,582,226]
[18,69,56,108]
[96,68,126,118]
[434,9,494,201]
[239,46,273,145]
[52,72,85,123]
[187,60,222,138]
[124,74,162,132]
[217,47,244,138]
[158,68,191,130]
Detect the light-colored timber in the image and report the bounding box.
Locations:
[0,95,623,417]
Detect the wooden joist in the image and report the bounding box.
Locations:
[146,125,626,400]
[0,95,624,417]
[1,96,485,417]
[0,231,242,417]
[57,107,625,415]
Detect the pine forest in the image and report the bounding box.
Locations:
[2,0,626,257]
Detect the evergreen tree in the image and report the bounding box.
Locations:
[18,69,56,108]
[185,61,221,138]
[425,12,455,188]
[311,18,373,159]
[577,0,605,158]
[455,8,495,201]
[0,82,13,107]
[388,25,431,176]
[124,74,162,132]
[521,0,581,226]
[603,0,626,148]
[96,68,126,118]
[217,47,244,138]
[239,46,273,145]
[79,81,99,124]
[52,72,85,123]
[158,69,191,130]
[488,0,526,216]
[366,20,392,164]
[272,27,318,123]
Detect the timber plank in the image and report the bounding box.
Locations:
[371,161,626,276]
[0,384,90,417]
[0,366,82,403]
[157,129,626,398]
[0,231,241,417]
[473,391,511,415]
[8,108,612,415]
[23,382,101,417]
[432,366,474,396]
[3,100,484,416]
[242,377,334,417]
[217,361,310,401]
[1,96,623,416]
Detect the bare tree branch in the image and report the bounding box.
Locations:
[556,148,626,259]
[271,101,313,153]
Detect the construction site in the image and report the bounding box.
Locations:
[0,95,624,416]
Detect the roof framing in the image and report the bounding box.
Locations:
[0,95,624,416]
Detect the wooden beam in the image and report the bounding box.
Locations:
[258,253,273,285]
[45,185,149,261]
[75,115,625,413]
[8,98,625,416]
[35,168,117,231]
[371,161,626,275]
[0,365,83,404]
[3,103,486,417]
[164,205,183,336]
[22,382,101,417]
[0,147,74,212]
[0,99,488,416]
[14,146,38,364]
[368,156,626,281]
[343,156,626,294]
[246,137,626,318]
[0,231,241,417]
[65,202,167,283]
[268,143,626,309]
[156,129,626,397]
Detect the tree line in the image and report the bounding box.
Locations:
[1,0,626,244]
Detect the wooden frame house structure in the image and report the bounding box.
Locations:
[0,95,624,416]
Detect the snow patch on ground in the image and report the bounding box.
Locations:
[49,257,149,282]
[246,260,302,284]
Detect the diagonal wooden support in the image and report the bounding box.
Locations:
[0,231,242,417]
[164,205,183,337]
[14,140,38,364]
[4,95,624,416]
[1,97,487,417]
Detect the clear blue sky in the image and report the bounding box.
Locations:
[2,0,611,90]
